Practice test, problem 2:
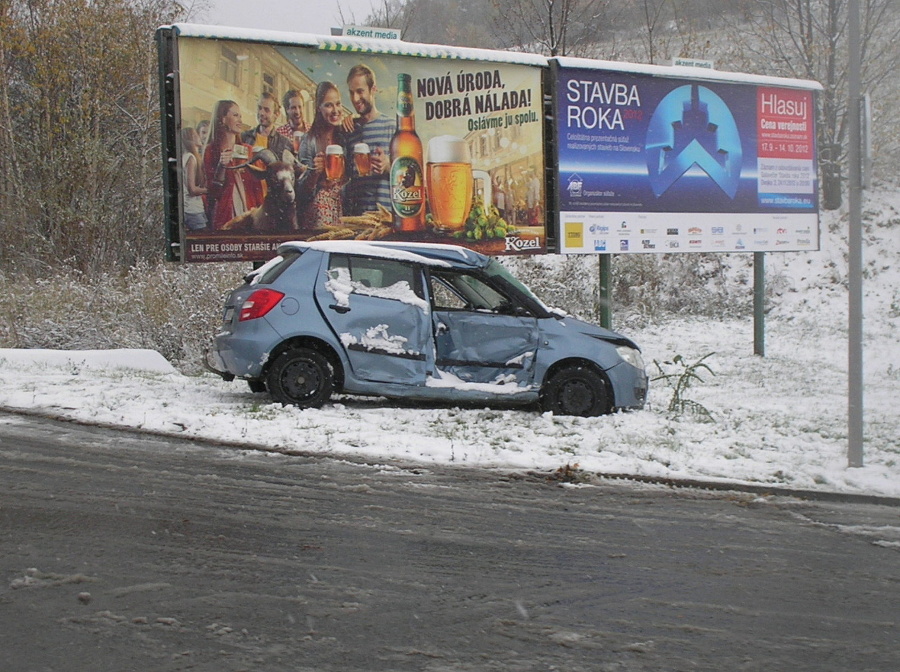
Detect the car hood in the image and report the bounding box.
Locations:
[554,314,641,351]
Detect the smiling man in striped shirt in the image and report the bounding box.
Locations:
[345,64,395,216]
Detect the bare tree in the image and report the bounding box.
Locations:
[489,0,611,57]
[342,0,416,37]
[0,0,27,265]
[0,0,185,275]
[635,0,672,64]
[726,0,900,208]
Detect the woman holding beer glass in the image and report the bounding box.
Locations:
[203,100,263,231]
[296,81,350,228]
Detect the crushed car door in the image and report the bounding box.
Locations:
[428,269,539,388]
[315,253,430,384]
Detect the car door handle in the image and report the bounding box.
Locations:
[329,304,351,314]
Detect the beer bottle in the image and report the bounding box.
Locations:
[389,73,425,232]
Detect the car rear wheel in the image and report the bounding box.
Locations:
[541,366,610,417]
[266,348,334,408]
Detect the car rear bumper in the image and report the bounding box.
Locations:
[213,321,285,379]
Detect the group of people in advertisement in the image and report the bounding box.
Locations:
[169,26,821,266]
[181,64,395,234]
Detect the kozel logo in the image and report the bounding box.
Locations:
[646,84,742,199]
[393,186,422,202]
[505,236,541,251]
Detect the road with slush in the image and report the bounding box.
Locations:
[1,411,897,671]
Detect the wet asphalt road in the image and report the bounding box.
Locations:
[1,411,898,671]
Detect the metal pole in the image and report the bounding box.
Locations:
[599,254,612,330]
[753,252,765,356]
[848,0,864,467]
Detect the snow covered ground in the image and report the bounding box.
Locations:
[1,188,897,499]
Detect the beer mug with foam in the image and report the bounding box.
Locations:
[426,136,492,234]
[353,143,371,177]
[325,144,345,181]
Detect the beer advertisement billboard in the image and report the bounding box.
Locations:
[159,26,547,263]
[552,59,821,255]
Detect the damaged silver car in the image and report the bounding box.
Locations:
[207,241,648,416]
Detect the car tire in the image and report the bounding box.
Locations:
[247,380,267,393]
[541,366,610,417]
[266,348,334,408]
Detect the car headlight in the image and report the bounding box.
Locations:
[615,345,645,371]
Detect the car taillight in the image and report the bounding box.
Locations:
[239,289,285,321]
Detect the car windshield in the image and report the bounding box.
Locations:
[483,259,551,314]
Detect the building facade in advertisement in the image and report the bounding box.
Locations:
[552,59,822,255]
[158,25,547,263]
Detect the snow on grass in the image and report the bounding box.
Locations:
[0,308,896,498]
[0,187,897,499]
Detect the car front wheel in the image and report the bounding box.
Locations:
[266,348,334,408]
[541,366,610,417]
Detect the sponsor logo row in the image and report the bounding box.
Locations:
[588,237,815,252]
[564,221,816,253]
[585,223,813,237]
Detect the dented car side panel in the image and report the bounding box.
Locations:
[432,310,538,387]
[211,241,648,412]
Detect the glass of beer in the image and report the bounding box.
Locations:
[325,144,345,181]
[231,143,249,161]
[353,143,371,177]
[427,136,475,234]
[293,131,304,154]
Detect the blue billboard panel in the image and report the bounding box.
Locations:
[553,63,820,254]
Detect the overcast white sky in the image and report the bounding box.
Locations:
[196,0,379,36]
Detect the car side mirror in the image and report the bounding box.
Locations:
[495,301,530,317]
[512,305,532,318]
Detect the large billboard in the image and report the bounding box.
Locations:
[552,59,821,254]
[158,26,547,263]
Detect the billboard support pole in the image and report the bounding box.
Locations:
[753,252,765,356]
[599,255,612,329]
[848,0,864,467]
[156,27,181,262]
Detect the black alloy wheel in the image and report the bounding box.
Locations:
[541,366,611,417]
[266,348,334,408]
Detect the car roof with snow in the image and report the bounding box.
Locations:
[276,240,490,269]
